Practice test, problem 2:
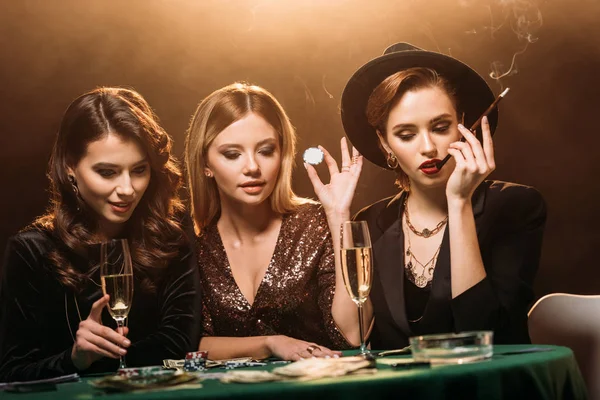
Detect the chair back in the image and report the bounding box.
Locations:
[529,293,600,398]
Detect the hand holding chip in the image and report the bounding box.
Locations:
[303,137,363,221]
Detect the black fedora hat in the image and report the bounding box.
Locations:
[341,42,498,169]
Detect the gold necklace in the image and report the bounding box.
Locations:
[403,196,448,238]
[404,220,443,289]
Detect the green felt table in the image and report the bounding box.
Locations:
[1,345,587,400]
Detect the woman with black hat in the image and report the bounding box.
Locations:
[314,43,546,350]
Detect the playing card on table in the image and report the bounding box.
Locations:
[92,371,199,392]
[273,356,373,381]
[220,371,283,384]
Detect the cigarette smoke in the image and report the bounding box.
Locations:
[462,0,543,82]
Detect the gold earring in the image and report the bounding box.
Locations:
[68,175,79,195]
[205,171,213,178]
[386,153,399,169]
[68,175,82,211]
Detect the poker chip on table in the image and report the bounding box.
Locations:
[185,351,208,359]
[184,359,207,372]
[117,366,170,377]
[224,361,267,370]
[182,351,208,371]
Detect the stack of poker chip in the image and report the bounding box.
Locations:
[224,361,268,370]
[117,366,169,378]
[184,351,208,372]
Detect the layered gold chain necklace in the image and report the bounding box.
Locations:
[404,198,448,238]
[403,196,448,288]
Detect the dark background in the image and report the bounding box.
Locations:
[1,0,598,298]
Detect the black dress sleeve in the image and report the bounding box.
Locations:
[125,247,203,365]
[0,234,77,382]
[450,185,547,343]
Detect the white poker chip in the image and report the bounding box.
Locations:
[303,147,324,165]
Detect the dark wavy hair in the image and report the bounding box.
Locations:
[35,87,185,292]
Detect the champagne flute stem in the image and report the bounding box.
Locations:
[357,303,367,354]
[117,319,126,369]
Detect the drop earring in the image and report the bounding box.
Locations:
[68,175,79,195]
[68,175,81,211]
[386,153,399,169]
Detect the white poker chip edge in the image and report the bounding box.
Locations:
[303,147,324,165]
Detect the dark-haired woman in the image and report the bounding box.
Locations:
[335,43,546,349]
[0,87,201,382]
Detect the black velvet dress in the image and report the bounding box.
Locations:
[0,228,202,382]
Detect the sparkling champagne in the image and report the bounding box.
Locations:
[101,274,133,321]
[341,247,373,304]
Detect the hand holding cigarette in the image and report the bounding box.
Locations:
[436,88,510,170]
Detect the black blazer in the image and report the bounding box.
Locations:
[355,180,546,350]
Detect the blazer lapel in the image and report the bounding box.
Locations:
[419,182,489,330]
[418,224,453,331]
[372,192,412,337]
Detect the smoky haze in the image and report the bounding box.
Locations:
[1,0,599,297]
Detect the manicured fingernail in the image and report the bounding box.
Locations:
[458,124,465,129]
[119,348,127,355]
[303,163,308,169]
[333,354,340,358]
[325,355,331,359]
[123,339,131,347]
[482,116,488,124]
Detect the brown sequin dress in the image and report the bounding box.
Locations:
[197,202,351,350]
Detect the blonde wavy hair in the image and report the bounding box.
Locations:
[185,82,311,233]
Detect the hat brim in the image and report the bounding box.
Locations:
[341,49,498,169]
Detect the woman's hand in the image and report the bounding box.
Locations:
[304,137,363,220]
[446,116,496,203]
[71,295,131,371]
[265,335,341,361]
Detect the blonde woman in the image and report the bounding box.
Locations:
[185,83,370,361]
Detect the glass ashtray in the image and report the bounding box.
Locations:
[409,331,493,364]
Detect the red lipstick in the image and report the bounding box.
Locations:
[419,159,441,175]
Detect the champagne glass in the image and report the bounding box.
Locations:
[100,239,134,369]
[340,221,373,355]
